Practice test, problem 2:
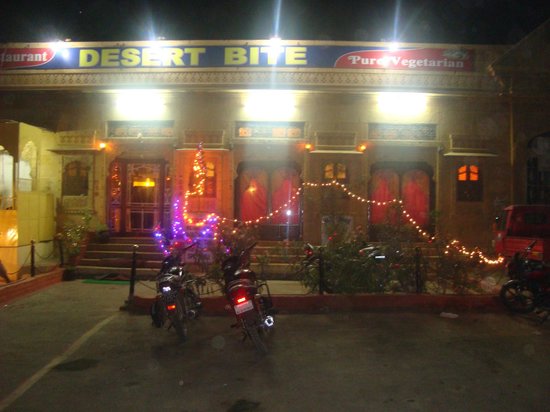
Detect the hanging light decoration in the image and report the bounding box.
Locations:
[154,155,504,266]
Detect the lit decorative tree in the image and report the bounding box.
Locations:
[190,142,206,196]
[154,143,208,254]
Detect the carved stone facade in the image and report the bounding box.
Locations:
[0,70,500,94]
[1,37,548,250]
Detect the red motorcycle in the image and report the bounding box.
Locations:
[500,241,550,321]
[222,242,275,354]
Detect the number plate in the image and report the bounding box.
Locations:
[234,299,254,315]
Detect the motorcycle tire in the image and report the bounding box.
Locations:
[150,299,164,328]
[500,280,536,314]
[183,288,201,319]
[243,318,268,355]
[171,294,188,342]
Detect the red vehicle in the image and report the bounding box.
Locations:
[494,205,550,262]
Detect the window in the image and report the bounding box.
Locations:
[527,134,550,204]
[189,161,216,198]
[0,151,14,209]
[63,161,89,196]
[323,162,348,200]
[323,162,348,182]
[456,165,482,201]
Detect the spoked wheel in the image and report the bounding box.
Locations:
[170,294,188,342]
[500,280,536,314]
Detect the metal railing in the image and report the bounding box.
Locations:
[0,238,63,283]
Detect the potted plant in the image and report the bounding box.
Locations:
[94,223,111,243]
[59,213,92,280]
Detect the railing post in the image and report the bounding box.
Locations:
[57,234,65,267]
[30,240,36,277]
[128,244,139,303]
[0,259,10,283]
[415,247,422,294]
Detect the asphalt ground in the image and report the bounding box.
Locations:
[1,280,550,412]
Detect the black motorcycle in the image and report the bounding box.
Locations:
[500,241,550,321]
[222,242,275,354]
[151,242,203,341]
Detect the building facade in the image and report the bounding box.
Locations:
[1,32,549,270]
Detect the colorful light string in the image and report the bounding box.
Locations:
[155,144,504,265]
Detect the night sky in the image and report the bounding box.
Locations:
[1,0,549,44]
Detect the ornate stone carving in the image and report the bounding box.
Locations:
[0,70,499,93]
[57,130,97,147]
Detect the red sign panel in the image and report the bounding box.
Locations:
[0,48,56,69]
[335,48,473,71]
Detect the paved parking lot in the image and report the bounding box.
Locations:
[1,280,549,411]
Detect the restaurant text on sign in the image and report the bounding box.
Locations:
[1,43,474,72]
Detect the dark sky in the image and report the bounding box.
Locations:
[1,0,549,45]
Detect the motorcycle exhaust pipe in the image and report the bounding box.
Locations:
[264,315,274,328]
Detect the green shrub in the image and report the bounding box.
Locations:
[298,216,496,295]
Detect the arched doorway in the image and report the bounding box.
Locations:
[369,162,433,238]
[236,161,302,240]
[108,159,169,235]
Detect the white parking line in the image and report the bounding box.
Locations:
[0,313,118,411]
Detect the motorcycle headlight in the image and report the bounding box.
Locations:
[161,285,172,293]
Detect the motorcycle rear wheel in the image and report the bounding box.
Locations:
[500,280,536,314]
[243,318,268,355]
[248,325,268,355]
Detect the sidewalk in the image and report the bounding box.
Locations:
[126,278,310,297]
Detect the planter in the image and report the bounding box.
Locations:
[95,230,110,243]
[62,268,78,281]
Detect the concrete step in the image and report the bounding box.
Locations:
[108,236,157,244]
[86,243,161,253]
[83,250,163,260]
[79,257,162,268]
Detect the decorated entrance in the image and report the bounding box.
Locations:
[236,161,302,240]
[108,159,169,235]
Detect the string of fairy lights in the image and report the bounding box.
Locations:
[154,144,504,265]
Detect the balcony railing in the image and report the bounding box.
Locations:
[445,134,498,156]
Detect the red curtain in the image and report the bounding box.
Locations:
[402,170,429,227]
[240,177,267,222]
[271,169,300,224]
[370,170,399,224]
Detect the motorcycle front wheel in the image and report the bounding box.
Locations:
[500,280,536,314]
[183,288,201,319]
[170,294,188,342]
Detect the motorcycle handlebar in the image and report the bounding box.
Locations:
[239,242,257,258]
[180,242,198,251]
[518,240,538,259]
[170,241,197,254]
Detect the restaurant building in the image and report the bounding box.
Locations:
[1,23,549,272]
